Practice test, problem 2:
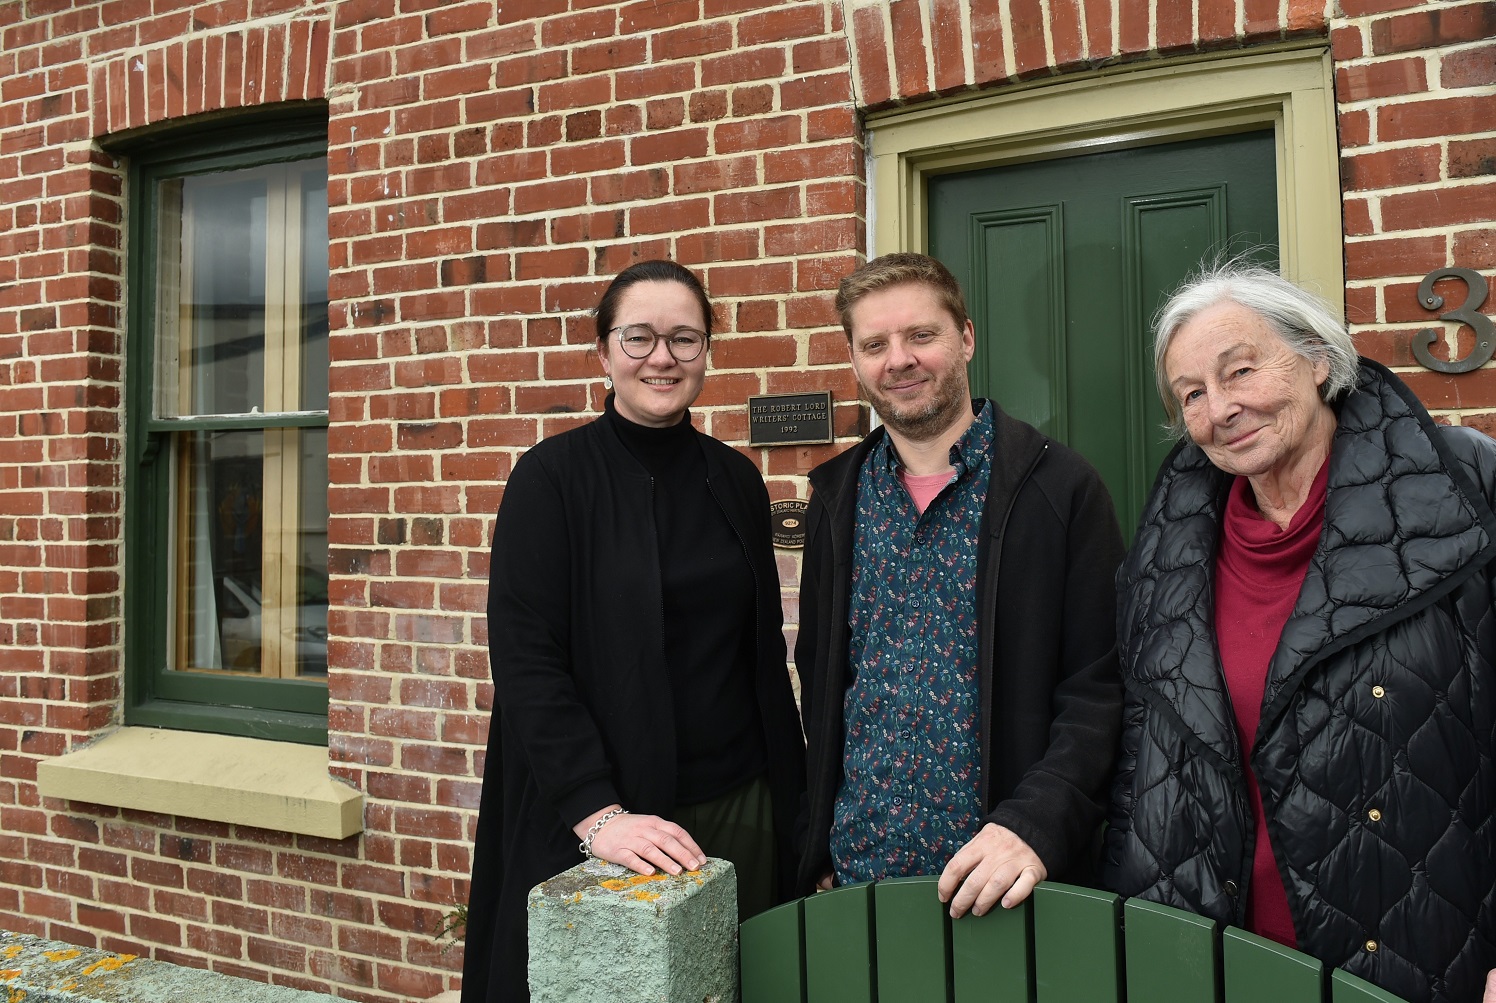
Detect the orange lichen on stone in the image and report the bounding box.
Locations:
[627,889,662,902]
[0,971,17,981]
[81,954,136,975]
[41,950,79,962]
[599,873,672,892]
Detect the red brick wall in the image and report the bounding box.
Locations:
[0,1,1492,999]
[1332,0,1496,427]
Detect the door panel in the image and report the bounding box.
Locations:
[967,205,1068,442]
[929,130,1278,536]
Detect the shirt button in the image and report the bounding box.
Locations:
[1365,940,1378,953]
[1371,685,1385,698]
[892,797,903,807]
[1367,808,1382,822]
[1224,880,1239,896]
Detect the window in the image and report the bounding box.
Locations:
[125,115,330,743]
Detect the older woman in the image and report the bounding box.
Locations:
[461,260,806,1003]
[1103,263,1496,1003]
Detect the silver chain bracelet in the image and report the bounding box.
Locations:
[579,807,629,858]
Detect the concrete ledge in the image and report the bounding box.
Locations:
[0,931,340,1002]
[528,857,738,1003]
[36,727,363,840]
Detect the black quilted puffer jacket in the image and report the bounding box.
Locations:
[1102,359,1496,1003]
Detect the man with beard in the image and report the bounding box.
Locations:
[794,253,1125,918]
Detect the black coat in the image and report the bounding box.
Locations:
[795,401,1126,892]
[461,414,806,1003]
[1103,360,1496,1003]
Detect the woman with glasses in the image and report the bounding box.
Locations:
[462,260,807,1003]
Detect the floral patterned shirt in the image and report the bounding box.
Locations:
[830,402,993,884]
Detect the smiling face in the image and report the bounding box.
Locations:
[1164,300,1335,483]
[597,280,709,428]
[847,281,976,443]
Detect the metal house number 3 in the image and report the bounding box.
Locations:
[1411,267,1495,374]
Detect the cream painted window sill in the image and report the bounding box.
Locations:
[36,727,364,839]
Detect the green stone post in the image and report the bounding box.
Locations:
[527,856,739,1003]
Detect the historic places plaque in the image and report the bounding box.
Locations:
[747,391,833,446]
[770,499,809,549]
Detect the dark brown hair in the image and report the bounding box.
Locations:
[593,259,713,341]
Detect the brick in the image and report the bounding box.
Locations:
[674,156,757,195]
[1335,57,1428,102]
[1372,3,1496,55]
[791,38,846,82]
[1345,235,1448,280]
[1243,0,1283,41]
[1340,145,1442,191]
[715,115,801,154]
[617,62,695,102]
[620,0,699,33]
[631,126,708,165]
[1381,183,1496,230]
[848,5,891,104]
[1116,0,1149,56]
[1378,92,1493,149]
[1454,229,1496,269]
[1443,44,1496,89]
[739,4,824,47]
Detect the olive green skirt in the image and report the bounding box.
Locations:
[672,774,776,922]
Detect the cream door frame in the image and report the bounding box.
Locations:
[867,45,1344,306]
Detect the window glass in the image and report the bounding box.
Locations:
[155,159,329,683]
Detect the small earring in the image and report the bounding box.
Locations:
[603,376,613,390]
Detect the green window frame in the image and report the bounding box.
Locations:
[123,113,331,744]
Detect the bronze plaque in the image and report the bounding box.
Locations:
[748,392,833,446]
[770,499,809,549]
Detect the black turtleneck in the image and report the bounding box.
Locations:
[603,398,767,804]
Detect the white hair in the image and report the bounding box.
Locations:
[1153,262,1358,437]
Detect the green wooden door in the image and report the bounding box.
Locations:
[929,131,1278,535]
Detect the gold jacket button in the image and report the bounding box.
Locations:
[1365,939,1378,953]
[1368,808,1382,822]
[1372,685,1385,698]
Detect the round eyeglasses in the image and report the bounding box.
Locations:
[609,324,708,362]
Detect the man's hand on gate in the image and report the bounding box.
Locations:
[937,822,1047,919]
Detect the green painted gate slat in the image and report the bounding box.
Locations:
[1124,897,1221,1003]
[1223,927,1323,1003]
[1034,883,1122,1003]
[804,883,875,1003]
[875,876,952,1003]
[739,880,1420,1003]
[740,898,805,1003]
[952,897,1033,1003]
[1330,970,1409,1003]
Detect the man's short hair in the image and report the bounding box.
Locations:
[835,252,970,340]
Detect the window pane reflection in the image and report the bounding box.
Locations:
[177,429,264,673]
[174,429,328,679]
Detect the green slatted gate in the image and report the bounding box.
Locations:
[739,880,1410,1003]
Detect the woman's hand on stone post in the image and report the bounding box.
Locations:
[574,805,706,876]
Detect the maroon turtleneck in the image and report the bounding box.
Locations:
[1213,458,1330,949]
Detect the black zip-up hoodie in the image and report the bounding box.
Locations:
[794,400,1125,893]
